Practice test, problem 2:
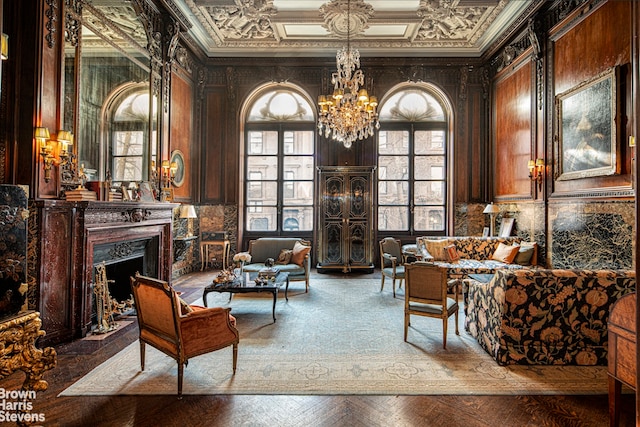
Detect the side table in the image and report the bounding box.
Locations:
[200,239,230,271]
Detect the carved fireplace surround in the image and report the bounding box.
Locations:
[31,200,176,346]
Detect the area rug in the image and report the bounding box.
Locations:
[60,279,608,396]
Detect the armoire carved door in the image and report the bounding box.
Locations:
[316,166,375,273]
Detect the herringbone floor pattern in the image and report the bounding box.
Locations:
[0,270,634,426]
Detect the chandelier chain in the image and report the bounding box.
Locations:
[317,0,379,148]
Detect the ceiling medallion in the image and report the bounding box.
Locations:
[317,0,379,149]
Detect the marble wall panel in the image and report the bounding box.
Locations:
[549,201,634,270]
[172,204,238,276]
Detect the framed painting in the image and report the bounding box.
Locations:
[138,182,156,202]
[170,150,185,187]
[556,67,618,180]
[498,218,514,237]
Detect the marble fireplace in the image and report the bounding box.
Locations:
[32,201,176,346]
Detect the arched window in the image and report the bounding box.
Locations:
[243,85,315,236]
[377,86,452,236]
[106,83,157,183]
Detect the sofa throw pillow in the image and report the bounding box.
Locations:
[290,241,311,266]
[515,246,535,265]
[514,242,537,265]
[423,239,450,261]
[444,244,460,262]
[276,248,293,265]
[491,242,520,264]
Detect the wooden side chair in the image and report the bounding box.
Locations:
[379,237,406,298]
[404,262,459,349]
[130,273,239,397]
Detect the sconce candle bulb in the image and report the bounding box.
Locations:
[528,158,544,191]
[35,127,55,183]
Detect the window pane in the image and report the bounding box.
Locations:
[247,131,278,154]
[284,182,313,205]
[284,131,315,154]
[283,156,315,179]
[246,207,278,231]
[378,130,409,155]
[247,90,314,122]
[282,206,314,231]
[114,131,144,155]
[379,89,445,122]
[378,181,408,205]
[113,157,142,181]
[378,206,409,231]
[378,156,408,179]
[415,206,445,231]
[247,182,278,205]
[414,181,445,204]
[247,156,278,180]
[415,130,445,155]
[414,156,445,179]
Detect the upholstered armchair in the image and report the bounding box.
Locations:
[379,237,406,297]
[130,274,239,396]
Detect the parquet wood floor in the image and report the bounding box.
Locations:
[0,270,635,426]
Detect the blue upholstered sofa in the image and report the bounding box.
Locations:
[241,238,311,292]
[464,269,636,365]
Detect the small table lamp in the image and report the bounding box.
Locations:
[483,203,500,237]
[179,205,197,237]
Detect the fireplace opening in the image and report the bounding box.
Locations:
[91,236,159,328]
[104,257,143,302]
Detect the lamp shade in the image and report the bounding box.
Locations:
[179,205,197,219]
[58,130,73,145]
[483,203,500,214]
[34,127,50,141]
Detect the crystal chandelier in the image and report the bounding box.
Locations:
[317,0,379,148]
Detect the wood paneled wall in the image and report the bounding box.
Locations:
[197,59,490,207]
[551,0,633,196]
[493,56,535,200]
[169,66,195,202]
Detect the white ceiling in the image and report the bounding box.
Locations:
[172,0,533,58]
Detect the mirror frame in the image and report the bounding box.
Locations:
[63,0,161,195]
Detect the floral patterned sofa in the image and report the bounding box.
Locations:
[465,269,636,365]
[404,236,538,284]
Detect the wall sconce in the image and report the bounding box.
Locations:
[528,158,544,191]
[483,202,500,237]
[161,160,178,187]
[35,127,54,182]
[1,33,8,61]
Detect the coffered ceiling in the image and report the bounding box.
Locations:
[170,0,535,58]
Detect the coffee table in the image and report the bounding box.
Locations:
[202,271,289,322]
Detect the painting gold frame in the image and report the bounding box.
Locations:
[556,67,619,181]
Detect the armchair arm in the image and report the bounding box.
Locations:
[179,307,239,357]
[383,252,399,269]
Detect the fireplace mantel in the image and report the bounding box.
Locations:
[31,200,177,346]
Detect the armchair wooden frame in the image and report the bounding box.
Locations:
[379,237,405,298]
[404,262,459,349]
[130,274,239,397]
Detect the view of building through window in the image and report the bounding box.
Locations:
[245,88,315,232]
[377,87,448,233]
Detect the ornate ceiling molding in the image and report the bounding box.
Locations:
[319,0,374,38]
